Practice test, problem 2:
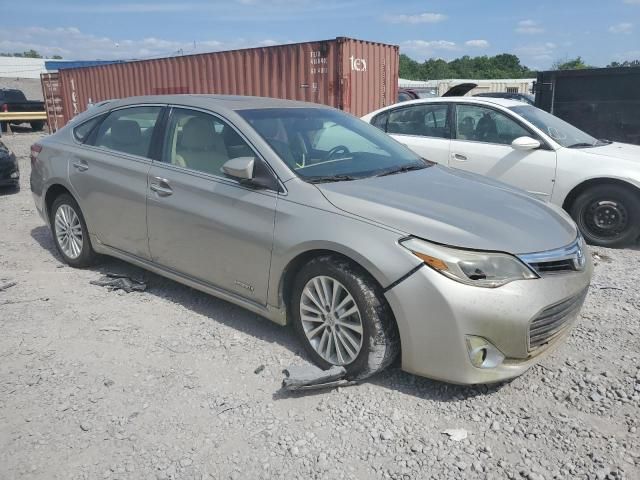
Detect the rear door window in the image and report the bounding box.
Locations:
[386,104,451,138]
[90,106,162,158]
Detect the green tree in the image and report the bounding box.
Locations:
[607,60,640,67]
[22,49,43,58]
[552,56,591,70]
[51,55,63,59]
[399,53,536,80]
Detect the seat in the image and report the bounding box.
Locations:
[475,113,498,143]
[176,117,228,175]
[458,116,475,140]
[107,119,146,156]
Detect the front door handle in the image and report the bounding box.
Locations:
[72,160,89,172]
[452,153,468,161]
[150,177,173,197]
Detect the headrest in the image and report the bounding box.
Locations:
[111,120,141,146]
[181,117,216,150]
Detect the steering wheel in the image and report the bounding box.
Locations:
[324,145,351,161]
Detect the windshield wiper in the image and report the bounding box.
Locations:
[566,142,597,149]
[306,174,358,184]
[376,164,427,177]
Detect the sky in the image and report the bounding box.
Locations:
[1,0,639,70]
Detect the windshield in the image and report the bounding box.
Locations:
[509,105,603,148]
[239,108,427,182]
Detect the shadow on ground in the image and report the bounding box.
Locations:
[30,224,521,402]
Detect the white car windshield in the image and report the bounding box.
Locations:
[509,105,607,148]
[240,108,429,183]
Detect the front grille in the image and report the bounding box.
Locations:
[528,259,577,275]
[528,288,588,352]
[519,236,587,277]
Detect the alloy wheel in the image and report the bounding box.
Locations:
[299,275,364,365]
[54,204,84,259]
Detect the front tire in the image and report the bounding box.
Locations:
[50,194,97,267]
[569,184,640,248]
[291,255,399,381]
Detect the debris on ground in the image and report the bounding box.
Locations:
[442,428,469,442]
[282,364,350,391]
[0,280,17,292]
[90,273,147,293]
[254,364,265,374]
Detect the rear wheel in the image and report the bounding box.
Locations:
[50,194,97,267]
[290,255,399,380]
[30,121,45,132]
[569,184,640,248]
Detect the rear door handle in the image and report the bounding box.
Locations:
[72,160,89,171]
[150,177,173,196]
[452,153,468,161]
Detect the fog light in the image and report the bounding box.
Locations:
[10,172,18,179]
[465,336,505,369]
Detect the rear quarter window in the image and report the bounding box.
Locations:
[73,115,104,143]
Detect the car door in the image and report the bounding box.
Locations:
[68,105,164,259]
[146,106,278,304]
[372,103,451,164]
[449,103,557,200]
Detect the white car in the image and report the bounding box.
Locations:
[362,97,640,247]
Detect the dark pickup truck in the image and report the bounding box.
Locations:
[0,89,46,132]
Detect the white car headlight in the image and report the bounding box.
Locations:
[401,237,538,288]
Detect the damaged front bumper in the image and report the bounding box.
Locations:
[384,255,593,385]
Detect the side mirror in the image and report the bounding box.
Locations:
[222,157,255,180]
[511,136,541,151]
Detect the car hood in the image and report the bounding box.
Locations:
[576,142,640,164]
[317,165,577,254]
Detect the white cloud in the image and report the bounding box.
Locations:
[514,42,557,66]
[516,19,544,34]
[609,22,634,34]
[402,40,458,58]
[384,13,447,24]
[465,39,490,48]
[0,26,280,60]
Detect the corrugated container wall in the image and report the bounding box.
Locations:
[42,37,398,131]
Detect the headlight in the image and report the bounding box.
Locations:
[401,237,538,288]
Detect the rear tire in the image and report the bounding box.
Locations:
[290,255,399,381]
[50,194,97,267]
[569,184,640,248]
[30,121,45,132]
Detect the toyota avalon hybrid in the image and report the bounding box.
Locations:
[30,95,592,384]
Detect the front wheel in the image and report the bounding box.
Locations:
[569,184,640,248]
[291,255,399,381]
[50,194,97,267]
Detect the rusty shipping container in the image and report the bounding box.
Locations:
[41,37,398,131]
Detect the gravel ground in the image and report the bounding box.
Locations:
[1,132,639,480]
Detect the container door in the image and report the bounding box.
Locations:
[146,107,277,304]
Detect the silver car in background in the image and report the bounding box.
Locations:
[30,95,592,384]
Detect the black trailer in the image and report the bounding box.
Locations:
[534,67,640,145]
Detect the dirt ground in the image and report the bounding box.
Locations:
[1,132,639,480]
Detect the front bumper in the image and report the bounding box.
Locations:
[0,161,19,186]
[384,255,593,384]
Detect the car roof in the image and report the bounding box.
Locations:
[99,94,332,112]
[390,96,529,109]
